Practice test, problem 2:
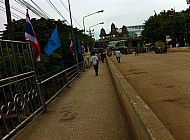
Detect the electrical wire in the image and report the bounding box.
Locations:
[60,0,83,29]
[0,0,25,16]
[0,5,22,19]
[1,0,82,29]
[15,0,48,18]
[15,0,42,17]
[31,0,51,19]
[46,0,70,24]
[10,0,35,17]
[22,0,49,18]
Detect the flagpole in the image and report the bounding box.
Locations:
[56,25,64,70]
[69,33,76,63]
[78,37,82,61]
[79,41,82,62]
[59,47,65,70]
[68,0,78,64]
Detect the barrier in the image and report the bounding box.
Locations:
[168,47,190,52]
[0,39,86,140]
[106,56,175,140]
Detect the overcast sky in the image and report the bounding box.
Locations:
[0,0,188,39]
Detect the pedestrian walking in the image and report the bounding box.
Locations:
[115,49,121,63]
[90,52,99,76]
[101,50,106,63]
[134,48,139,56]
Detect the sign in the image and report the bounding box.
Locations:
[166,35,172,42]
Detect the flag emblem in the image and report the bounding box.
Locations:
[70,37,75,55]
[44,27,61,56]
[25,10,40,63]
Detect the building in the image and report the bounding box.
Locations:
[97,23,143,51]
[127,25,144,37]
[99,23,144,40]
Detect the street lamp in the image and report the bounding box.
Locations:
[89,22,104,37]
[83,10,104,34]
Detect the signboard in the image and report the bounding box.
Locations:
[166,35,172,42]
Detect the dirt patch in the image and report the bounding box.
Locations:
[110,52,190,140]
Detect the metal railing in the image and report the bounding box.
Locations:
[40,61,85,105]
[0,40,85,140]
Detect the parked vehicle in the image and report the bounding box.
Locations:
[154,41,167,54]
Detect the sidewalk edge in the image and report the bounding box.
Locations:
[106,56,175,140]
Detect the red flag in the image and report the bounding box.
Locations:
[70,37,74,55]
[82,46,85,55]
[25,10,40,63]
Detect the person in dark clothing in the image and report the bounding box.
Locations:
[101,50,106,63]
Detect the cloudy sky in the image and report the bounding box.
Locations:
[0,0,188,39]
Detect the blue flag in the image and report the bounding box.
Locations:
[78,39,82,54]
[45,28,61,56]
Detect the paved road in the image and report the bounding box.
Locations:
[12,62,134,140]
[110,52,190,140]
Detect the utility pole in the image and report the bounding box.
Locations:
[5,0,14,40]
[68,0,78,64]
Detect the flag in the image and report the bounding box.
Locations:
[81,46,85,55]
[78,39,82,54]
[25,10,40,63]
[70,37,75,55]
[44,27,61,56]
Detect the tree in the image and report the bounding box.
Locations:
[141,9,189,46]
[0,18,94,76]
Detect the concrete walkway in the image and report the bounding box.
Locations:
[12,62,134,140]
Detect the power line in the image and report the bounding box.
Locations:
[8,0,35,17]
[0,7,19,19]
[30,0,51,19]
[10,5,25,15]
[46,0,70,24]
[15,0,48,19]
[21,0,49,18]
[0,5,21,19]
[60,0,83,29]
[1,0,82,30]
[0,0,25,16]
[14,0,41,18]
[32,0,82,29]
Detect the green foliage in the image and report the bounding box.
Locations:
[142,9,188,46]
[0,18,94,76]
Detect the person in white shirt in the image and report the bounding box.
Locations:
[115,49,121,63]
[90,52,99,76]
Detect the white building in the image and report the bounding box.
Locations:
[127,25,144,37]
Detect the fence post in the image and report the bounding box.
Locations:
[28,43,47,113]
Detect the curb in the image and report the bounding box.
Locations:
[106,56,175,140]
